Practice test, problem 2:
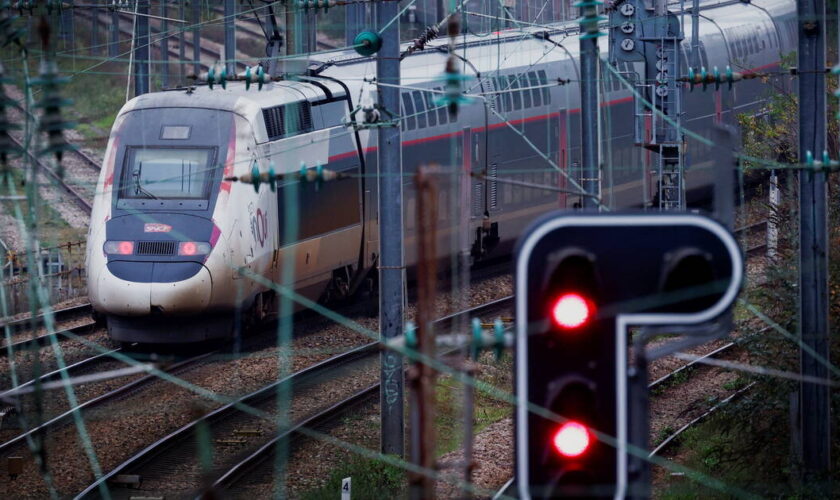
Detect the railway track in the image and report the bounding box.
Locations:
[75,296,513,499]
[1,302,95,356]
[0,349,218,456]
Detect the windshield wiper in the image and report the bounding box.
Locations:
[133,162,158,199]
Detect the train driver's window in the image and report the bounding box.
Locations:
[120,147,213,200]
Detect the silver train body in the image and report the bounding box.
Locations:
[86,0,796,343]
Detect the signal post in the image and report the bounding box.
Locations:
[515,213,743,498]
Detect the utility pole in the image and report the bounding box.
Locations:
[578,0,600,209]
[410,167,438,499]
[134,0,149,96]
[224,0,236,75]
[377,0,405,458]
[796,0,830,481]
[346,3,364,47]
[192,0,201,77]
[160,0,169,88]
[109,5,119,57]
[90,1,98,56]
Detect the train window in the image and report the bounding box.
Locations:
[496,76,511,112]
[401,93,416,130]
[412,91,427,129]
[521,75,532,108]
[119,147,213,200]
[508,75,522,110]
[529,72,542,107]
[434,86,448,124]
[538,70,551,104]
[424,91,437,127]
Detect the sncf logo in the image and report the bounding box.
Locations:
[144,223,172,233]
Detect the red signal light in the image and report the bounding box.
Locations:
[552,421,591,458]
[551,293,593,329]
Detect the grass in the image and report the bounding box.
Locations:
[300,455,407,500]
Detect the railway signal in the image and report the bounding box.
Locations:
[516,213,743,499]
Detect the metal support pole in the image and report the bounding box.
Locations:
[179,1,186,85]
[346,3,364,47]
[796,0,830,479]
[224,0,236,74]
[134,0,149,96]
[90,1,98,55]
[192,0,201,76]
[160,1,169,88]
[691,0,700,68]
[377,0,405,458]
[109,7,119,58]
[579,3,600,209]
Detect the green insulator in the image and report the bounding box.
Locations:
[687,67,695,92]
[353,31,382,57]
[299,162,308,184]
[405,321,417,352]
[268,164,277,192]
[822,151,831,168]
[700,66,708,91]
[251,161,260,192]
[805,150,814,167]
[219,68,227,89]
[471,318,482,360]
[725,65,734,90]
[712,66,720,91]
[244,66,252,91]
[256,65,265,90]
[207,66,216,90]
[321,0,329,13]
[493,318,504,361]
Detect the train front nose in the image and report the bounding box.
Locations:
[95,214,231,343]
[97,259,214,315]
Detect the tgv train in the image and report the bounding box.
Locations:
[85,0,796,343]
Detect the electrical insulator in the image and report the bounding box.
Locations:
[34,59,75,176]
[0,62,20,168]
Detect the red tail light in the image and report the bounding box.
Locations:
[178,242,211,256]
[103,241,134,255]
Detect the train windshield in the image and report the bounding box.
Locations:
[120,148,213,200]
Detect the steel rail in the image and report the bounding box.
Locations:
[75,296,513,498]
[0,302,92,331]
[0,321,98,357]
[73,342,380,499]
[0,348,120,401]
[203,297,514,495]
[9,134,93,214]
[69,148,102,172]
[0,350,217,455]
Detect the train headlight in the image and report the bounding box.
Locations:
[104,240,134,255]
[178,242,211,256]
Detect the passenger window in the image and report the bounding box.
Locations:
[529,72,542,107]
[521,75,532,108]
[412,91,427,129]
[538,70,551,104]
[496,76,510,112]
[402,93,416,130]
[509,75,522,110]
[424,92,437,127]
[435,86,448,124]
